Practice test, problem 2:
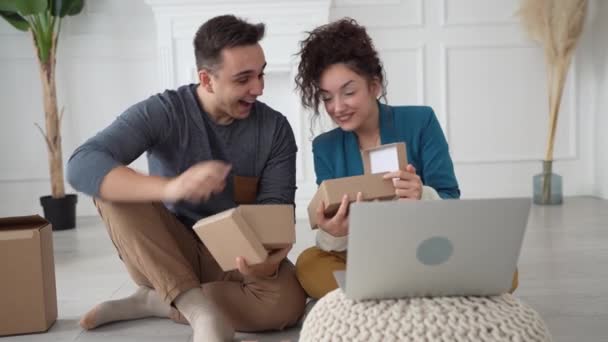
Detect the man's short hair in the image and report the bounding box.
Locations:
[194,15,265,72]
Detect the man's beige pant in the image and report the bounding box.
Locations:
[94,199,306,332]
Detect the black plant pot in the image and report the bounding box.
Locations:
[40,194,78,230]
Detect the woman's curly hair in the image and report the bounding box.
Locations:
[294,18,387,116]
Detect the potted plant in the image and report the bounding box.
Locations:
[0,0,84,229]
[517,0,588,205]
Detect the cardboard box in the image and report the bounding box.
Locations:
[193,208,268,271]
[237,204,295,249]
[193,205,296,271]
[307,142,408,229]
[0,216,57,336]
[361,142,408,174]
[307,174,396,229]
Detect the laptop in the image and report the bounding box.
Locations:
[334,198,531,300]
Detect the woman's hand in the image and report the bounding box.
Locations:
[384,164,423,200]
[316,192,363,237]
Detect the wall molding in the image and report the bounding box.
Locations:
[439,0,519,28]
[332,0,424,28]
[440,43,578,164]
[334,0,402,7]
[379,45,426,104]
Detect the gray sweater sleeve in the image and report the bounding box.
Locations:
[67,96,171,197]
[255,115,298,205]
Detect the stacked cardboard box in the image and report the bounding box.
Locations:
[308,142,408,228]
[193,204,295,271]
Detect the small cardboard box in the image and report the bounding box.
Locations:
[0,216,57,336]
[193,208,268,271]
[237,204,295,249]
[193,205,295,271]
[307,174,396,229]
[307,142,408,229]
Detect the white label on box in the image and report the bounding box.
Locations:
[370,145,400,174]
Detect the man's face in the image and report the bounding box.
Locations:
[207,43,266,121]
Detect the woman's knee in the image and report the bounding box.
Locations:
[295,247,345,299]
[296,247,330,278]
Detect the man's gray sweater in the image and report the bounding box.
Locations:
[67,84,297,227]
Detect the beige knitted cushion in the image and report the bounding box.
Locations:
[300,289,551,342]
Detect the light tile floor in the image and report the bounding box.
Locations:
[3,196,608,341]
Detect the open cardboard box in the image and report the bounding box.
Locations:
[193,204,295,271]
[307,142,407,229]
[361,142,408,175]
[238,205,295,249]
[0,216,57,336]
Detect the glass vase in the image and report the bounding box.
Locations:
[533,160,563,205]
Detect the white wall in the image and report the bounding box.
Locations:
[0,0,605,219]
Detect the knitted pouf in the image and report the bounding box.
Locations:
[300,289,551,342]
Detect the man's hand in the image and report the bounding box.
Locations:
[317,192,363,237]
[236,245,292,278]
[384,164,423,200]
[163,161,231,203]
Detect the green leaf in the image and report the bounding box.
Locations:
[0,11,30,31]
[16,0,48,15]
[50,0,84,17]
[30,12,54,64]
[0,1,20,13]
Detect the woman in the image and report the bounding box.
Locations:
[294,18,517,299]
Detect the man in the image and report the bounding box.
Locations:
[67,15,306,342]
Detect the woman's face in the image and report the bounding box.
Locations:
[318,63,380,132]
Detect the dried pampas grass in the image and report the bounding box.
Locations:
[517,0,588,161]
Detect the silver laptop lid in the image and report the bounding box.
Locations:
[345,198,530,300]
